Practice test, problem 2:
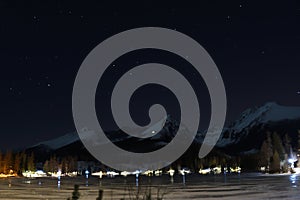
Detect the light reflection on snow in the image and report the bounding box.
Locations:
[1,173,300,199]
[290,174,298,188]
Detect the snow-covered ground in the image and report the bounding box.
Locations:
[0,173,299,199]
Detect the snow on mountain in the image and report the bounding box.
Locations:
[261,103,300,122]
[150,115,180,141]
[30,102,300,155]
[229,102,300,133]
[31,115,182,153]
[32,132,79,150]
[217,102,300,148]
[32,130,131,151]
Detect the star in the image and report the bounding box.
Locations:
[297,91,300,94]
[33,16,40,22]
[47,83,51,87]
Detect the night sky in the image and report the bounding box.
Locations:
[1,1,300,150]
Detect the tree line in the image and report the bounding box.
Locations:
[43,155,77,174]
[0,151,78,175]
[173,130,300,173]
[1,131,299,175]
[258,131,299,173]
[0,151,35,175]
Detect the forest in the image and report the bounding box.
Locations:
[0,131,299,176]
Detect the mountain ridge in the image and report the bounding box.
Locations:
[28,102,300,159]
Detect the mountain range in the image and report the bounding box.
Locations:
[27,102,300,161]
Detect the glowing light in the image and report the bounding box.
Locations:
[66,171,77,177]
[132,170,141,175]
[212,166,222,174]
[92,171,104,178]
[260,167,266,172]
[288,148,298,169]
[288,158,297,164]
[167,169,175,177]
[230,167,241,173]
[179,168,191,175]
[154,170,163,176]
[199,168,211,175]
[0,173,16,178]
[22,170,47,178]
[85,170,89,179]
[294,168,300,174]
[121,171,130,177]
[107,171,119,177]
[290,174,297,187]
[143,170,153,176]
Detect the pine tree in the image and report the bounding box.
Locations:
[20,152,27,173]
[266,132,273,171]
[61,157,68,174]
[298,130,300,156]
[13,153,21,175]
[68,156,77,173]
[27,152,35,172]
[271,150,280,173]
[294,130,300,168]
[260,132,274,172]
[209,157,217,167]
[43,160,50,173]
[297,130,300,155]
[272,132,285,161]
[3,151,13,174]
[283,134,291,155]
[49,155,58,173]
[0,151,3,174]
[259,140,269,167]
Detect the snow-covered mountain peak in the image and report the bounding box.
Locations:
[229,102,300,133]
[30,102,300,154]
[32,132,79,150]
[213,102,300,148]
